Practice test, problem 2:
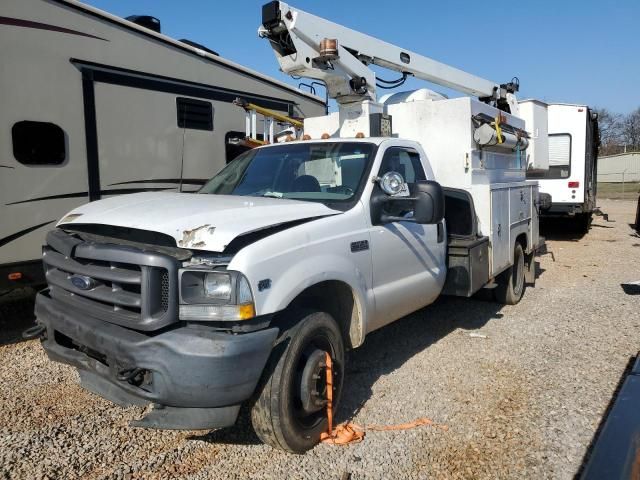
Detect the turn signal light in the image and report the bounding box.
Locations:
[568,181,579,188]
[8,272,22,281]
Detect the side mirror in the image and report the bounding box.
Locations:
[370,179,444,225]
[412,180,445,224]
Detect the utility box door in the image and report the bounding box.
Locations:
[509,186,532,225]
[491,188,510,275]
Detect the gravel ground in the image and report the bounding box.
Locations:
[1,198,639,479]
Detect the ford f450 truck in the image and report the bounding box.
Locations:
[29,2,548,453]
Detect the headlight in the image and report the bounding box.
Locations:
[204,272,232,300]
[179,269,255,322]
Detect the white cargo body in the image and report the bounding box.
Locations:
[307,93,539,278]
[386,96,538,277]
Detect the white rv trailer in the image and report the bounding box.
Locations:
[0,0,325,291]
[523,102,599,232]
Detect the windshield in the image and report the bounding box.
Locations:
[199,142,375,205]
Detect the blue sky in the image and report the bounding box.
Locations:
[85,0,639,114]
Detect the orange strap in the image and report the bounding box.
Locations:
[324,352,333,434]
[320,351,447,445]
[367,417,448,432]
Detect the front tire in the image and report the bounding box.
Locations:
[251,310,344,453]
[494,242,526,305]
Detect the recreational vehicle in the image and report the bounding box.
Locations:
[0,0,325,292]
[525,102,599,232]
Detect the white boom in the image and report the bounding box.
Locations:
[259,1,519,113]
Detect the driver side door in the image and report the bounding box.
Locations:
[367,147,445,331]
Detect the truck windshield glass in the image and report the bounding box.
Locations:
[199,142,374,204]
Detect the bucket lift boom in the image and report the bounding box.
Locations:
[259,1,520,114]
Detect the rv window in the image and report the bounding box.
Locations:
[527,133,572,180]
[12,121,66,166]
[176,97,213,131]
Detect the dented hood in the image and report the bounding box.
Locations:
[57,192,341,252]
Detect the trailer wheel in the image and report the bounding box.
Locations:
[494,242,526,305]
[251,310,344,453]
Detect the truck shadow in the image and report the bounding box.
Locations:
[336,295,503,423]
[540,219,587,241]
[191,295,504,446]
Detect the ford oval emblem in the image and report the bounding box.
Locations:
[70,275,95,290]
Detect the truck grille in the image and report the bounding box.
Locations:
[160,270,170,312]
[43,229,179,331]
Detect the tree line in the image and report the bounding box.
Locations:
[595,107,640,156]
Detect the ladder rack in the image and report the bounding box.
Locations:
[233,97,304,147]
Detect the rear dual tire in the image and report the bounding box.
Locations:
[494,242,526,305]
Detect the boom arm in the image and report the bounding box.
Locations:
[259,1,519,112]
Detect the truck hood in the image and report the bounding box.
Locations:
[57,192,342,252]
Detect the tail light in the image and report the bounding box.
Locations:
[568,181,579,188]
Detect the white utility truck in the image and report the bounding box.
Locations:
[522,101,600,232]
[30,1,547,453]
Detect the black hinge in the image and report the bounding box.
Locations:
[437,223,444,243]
[350,240,369,252]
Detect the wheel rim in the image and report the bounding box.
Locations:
[512,248,525,296]
[289,333,339,430]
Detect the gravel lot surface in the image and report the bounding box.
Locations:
[1,198,639,479]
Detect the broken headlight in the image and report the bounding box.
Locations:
[179,270,255,321]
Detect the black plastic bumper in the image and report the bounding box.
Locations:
[35,290,278,429]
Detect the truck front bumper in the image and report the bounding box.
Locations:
[34,290,278,430]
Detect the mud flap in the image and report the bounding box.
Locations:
[524,252,535,285]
